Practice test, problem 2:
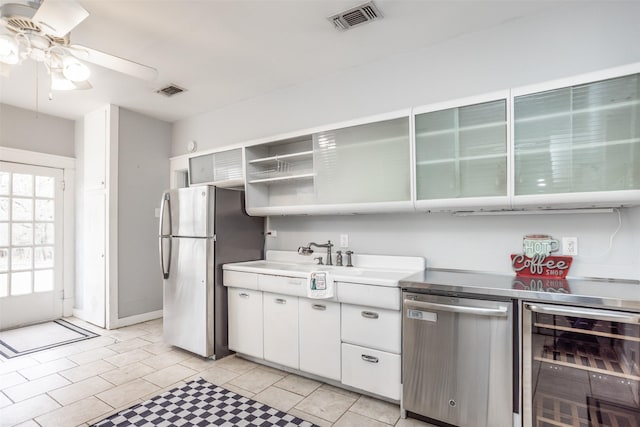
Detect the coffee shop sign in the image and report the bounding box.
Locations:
[511,234,573,278]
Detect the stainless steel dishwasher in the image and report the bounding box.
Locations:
[402,292,514,427]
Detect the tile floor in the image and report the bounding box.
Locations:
[0,317,434,427]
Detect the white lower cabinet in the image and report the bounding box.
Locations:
[228,288,263,359]
[299,299,341,381]
[341,343,401,400]
[263,292,299,369]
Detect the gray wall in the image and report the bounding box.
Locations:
[172,2,640,281]
[0,103,75,157]
[117,108,171,318]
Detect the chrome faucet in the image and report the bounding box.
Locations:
[298,240,334,266]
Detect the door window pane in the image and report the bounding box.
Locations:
[11,247,32,270]
[12,174,33,196]
[0,198,9,221]
[12,198,33,221]
[34,247,54,269]
[35,176,55,198]
[34,223,54,245]
[0,273,7,297]
[12,223,32,246]
[11,271,31,295]
[35,200,54,221]
[0,248,7,272]
[0,223,7,246]
[0,172,9,196]
[34,269,53,292]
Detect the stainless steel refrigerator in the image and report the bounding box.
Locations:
[158,186,264,358]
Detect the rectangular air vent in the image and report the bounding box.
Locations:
[328,1,382,31]
[156,84,186,97]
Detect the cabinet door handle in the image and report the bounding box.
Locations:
[361,354,379,363]
[361,311,379,319]
[275,298,287,304]
[238,292,250,298]
[312,304,326,311]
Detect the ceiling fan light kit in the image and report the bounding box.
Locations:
[0,0,158,95]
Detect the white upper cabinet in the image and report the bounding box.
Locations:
[414,92,510,211]
[512,65,640,208]
[188,148,243,188]
[245,111,412,215]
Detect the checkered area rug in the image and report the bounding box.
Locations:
[91,378,317,427]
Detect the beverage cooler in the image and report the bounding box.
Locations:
[523,303,640,427]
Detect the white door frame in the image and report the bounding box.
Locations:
[0,147,75,319]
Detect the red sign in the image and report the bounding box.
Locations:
[512,277,571,293]
[511,253,573,278]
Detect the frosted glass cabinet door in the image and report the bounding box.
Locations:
[313,116,411,206]
[414,99,508,203]
[514,73,640,197]
[189,149,243,186]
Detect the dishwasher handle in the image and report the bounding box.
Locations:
[525,303,640,324]
[404,299,509,317]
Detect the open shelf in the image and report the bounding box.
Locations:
[248,150,313,166]
[248,172,315,185]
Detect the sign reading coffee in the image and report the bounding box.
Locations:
[511,234,573,279]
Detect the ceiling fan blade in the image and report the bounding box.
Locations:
[33,0,89,38]
[68,45,158,81]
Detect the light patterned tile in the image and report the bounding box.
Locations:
[140,341,173,354]
[74,336,117,352]
[59,360,115,383]
[0,371,28,390]
[0,391,12,409]
[319,383,361,399]
[34,396,113,427]
[179,356,217,372]
[0,394,60,426]
[142,365,198,388]
[288,408,333,427]
[253,385,304,412]
[140,349,191,370]
[13,420,40,427]
[48,376,113,406]
[30,344,82,363]
[334,411,390,427]
[18,358,77,380]
[138,380,187,402]
[85,399,143,426]
[108,327,148,342]
[4,374,70,402]
[274,374,321,396]
[394,417,439,426]
[198,366,240,386]
[350,395,400,425]
[95,379,159,409]
[295,387,358,422]
[139,333,165,344]
[106,338,149,354]
[0,356,39,376]
[221,383,255,398]
[67,347,118,365]
[104,348,153,368]
[212,355,259,374]
[99,362,155,386]
[227,367,285,394]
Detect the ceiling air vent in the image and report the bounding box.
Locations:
[156,84,186,97]
[328,1,382,31]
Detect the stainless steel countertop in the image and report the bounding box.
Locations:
[400,269,640,312]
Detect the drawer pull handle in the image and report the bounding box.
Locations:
[275,298,287,304]
[238,292,250,298]
[312,304,326,311]
[361,354,379,363]
[361,311,379,319]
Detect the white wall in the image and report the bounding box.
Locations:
[117,108,171,318]
[172,3,640,281]
[0,103,75,157]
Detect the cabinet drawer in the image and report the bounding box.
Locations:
[341,304,401,353]
[224,270,258,290]
[259,274,307,296]
[341,343,400,400]
[337,282,401,310]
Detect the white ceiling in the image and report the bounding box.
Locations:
[0,0,564,123]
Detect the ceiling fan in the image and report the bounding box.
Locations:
[0,0,157,91]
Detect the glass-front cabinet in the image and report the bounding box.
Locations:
[189,148,244,187]
[244,111,412,215]
[414,92,510,211]
[513,68,640,208]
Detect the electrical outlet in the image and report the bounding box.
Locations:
[340,234,349,248]
[562,237,578,256]
[266,230,277,238]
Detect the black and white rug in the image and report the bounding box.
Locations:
[0,319,99,359]
[92,378,318,427]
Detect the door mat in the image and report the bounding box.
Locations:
[91,378,318,427]
[0,319,99,359]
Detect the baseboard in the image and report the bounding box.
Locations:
[114,310,163,328]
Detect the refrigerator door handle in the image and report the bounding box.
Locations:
[159,193,172,279]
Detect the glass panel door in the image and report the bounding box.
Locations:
[0,161,64,330]
[415,99,508,200]
[514,73,640,195]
